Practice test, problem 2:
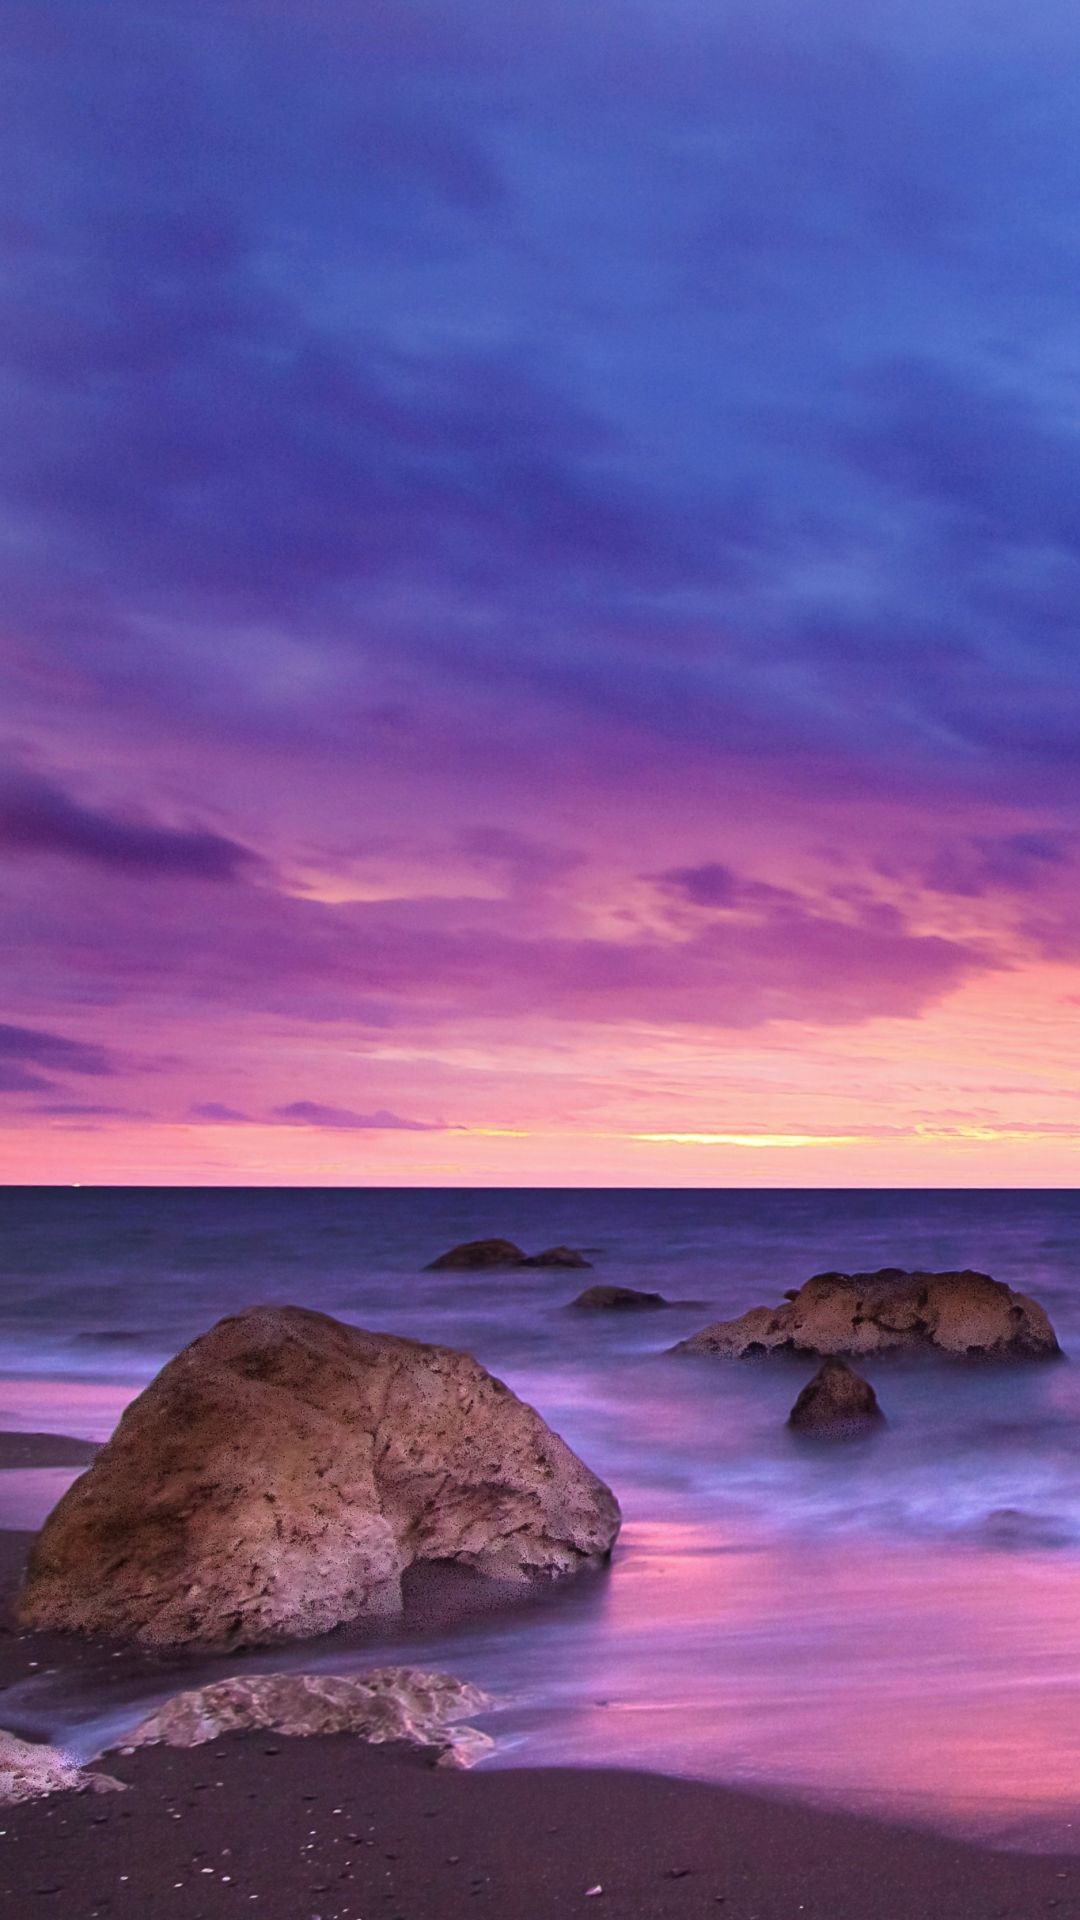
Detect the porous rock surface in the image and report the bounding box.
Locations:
[672,1268,1060,1360]
[668,1267,1053,1359]
[109,1668,492,1769]
[787,1358,885,1436]
[571,1285,667,1311]
[426,1239,591,1270]
[18,1305,621,1649]
[0,1730,123,1806]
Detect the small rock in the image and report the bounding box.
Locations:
[425,1239,527,1270]
[523,1246,592,1269]
[572,1285,666,1311]
[0,1730,124,1808]
[787,1358,885,1437]
[101,1669,494,1769]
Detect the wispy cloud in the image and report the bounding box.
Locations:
[0,772,259,882]
[0,1021,115,1078]
[270,1100,451,1131]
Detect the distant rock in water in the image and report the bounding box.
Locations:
[426,1238,592,1270]
[18,1304,621,1649]
[978,1507,1076,1551]
[0,1431,99,1469]
[572,1284,667,1311]
[787,1358,884,1437]
[523,1245,593,1269]
[107,1668,492,1770]
[672,1268,1060,1360]
[426,1237,528,1269]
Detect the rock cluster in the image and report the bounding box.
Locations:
[427,1239,591,1270]
[673,1268,1060,1360]
[111,1668,492,1769]
[18,1304,621,1648]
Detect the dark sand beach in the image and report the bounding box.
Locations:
[6,1728,1080,1920]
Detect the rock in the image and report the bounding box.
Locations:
[426,1239,592,1270]
[105,1668,492,1770]
[0,1730,123,1806]
[523,1246,593,1269]
[18,1305,621,1648]
[425,1238,527,1270]
[978,1508,1075,1550]
[672,1268,1060,1360]
[571,1285,667,1311]
[787,1358,884,1436]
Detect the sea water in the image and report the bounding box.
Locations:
[4,1185,1080,1846]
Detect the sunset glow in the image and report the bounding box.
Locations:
[4,0,1080,1184]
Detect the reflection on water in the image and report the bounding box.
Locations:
[6,1186,1080,1846]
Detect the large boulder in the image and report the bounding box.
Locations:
[571,1285,667,1311]
[107,1668,492,1769]
[787,1358,884,1437]
[672,1268,1060,1360]
[17,1305,621,1649]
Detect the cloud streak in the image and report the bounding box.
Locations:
[270,1101,450,1132]
[0,773,258,881]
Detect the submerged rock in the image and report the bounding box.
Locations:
[426,1238,528,1270]
[426,1239,592,1270]
[672,1268,1060,1361]
[978,1507,1076,1551]
[572,1285,667,1311]
[787,1358,884,1437]
[18,1304,621,1649]
[0,1730,123,1807]
[108,1668,492,1769]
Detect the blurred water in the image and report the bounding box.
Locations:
[4,1186,1080,1844]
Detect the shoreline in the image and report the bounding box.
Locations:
[7,1427,1080,1914]
[5,1732,1080,1920]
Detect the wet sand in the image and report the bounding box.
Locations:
[5,1731,1080,1920]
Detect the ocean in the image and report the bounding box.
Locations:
[4,1185,1080,1847]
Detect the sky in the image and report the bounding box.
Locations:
[4,0,1080,1186]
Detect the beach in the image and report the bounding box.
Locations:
[7,1711,1080,1920]
[6,1189,1080,1913]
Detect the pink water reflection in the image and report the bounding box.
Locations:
[0,1377,136,1441]
[494,1519,1080,1847]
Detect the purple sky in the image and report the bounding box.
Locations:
[4,0,1080,1183]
